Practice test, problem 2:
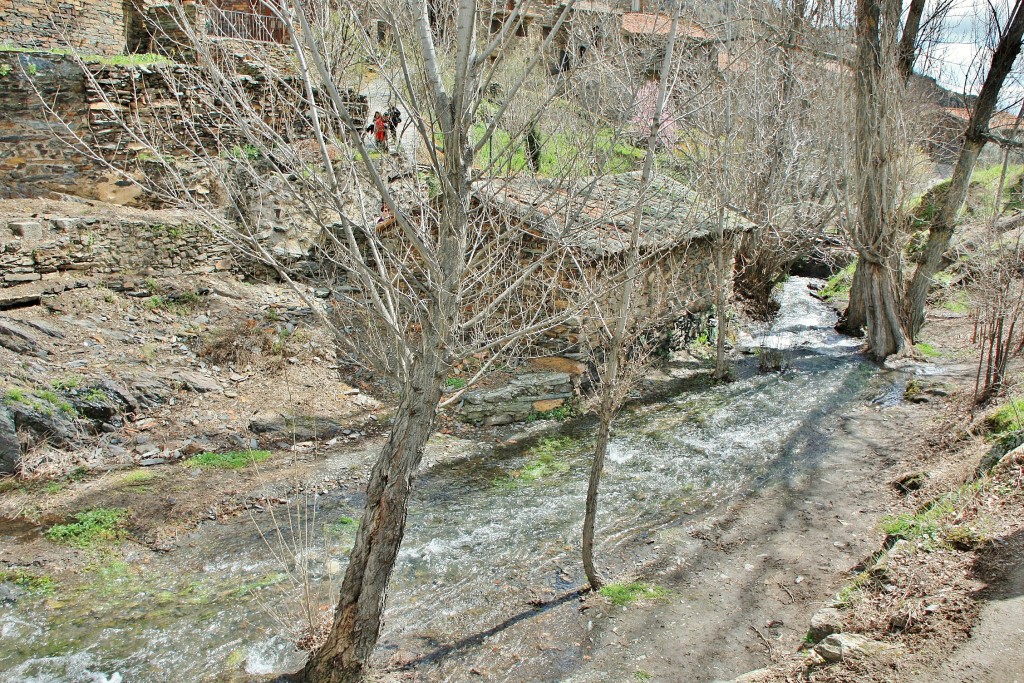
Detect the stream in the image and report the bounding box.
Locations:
[0,277,899,682]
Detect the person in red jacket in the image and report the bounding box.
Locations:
[373,111,388,152]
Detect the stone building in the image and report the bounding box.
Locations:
[475,171,753,344]
[0,0,133,56]
[0,0,294,58]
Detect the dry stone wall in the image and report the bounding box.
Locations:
[0,0,127,56]
[0,52,93,199]
[0,49,368,199]
[460,371,579,426]
[0,212,235,289]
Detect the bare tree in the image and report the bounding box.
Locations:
[904,0,1024,337]
[41,0,742,678]
[580,6,684,591]
[841,0,914,360]
[48,0,603,678]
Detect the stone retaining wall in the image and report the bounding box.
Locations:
[0,50,368,200]
[460,371,579,426]
[0,52,93,199]
[0,0,127,56]
[0,213,234,288]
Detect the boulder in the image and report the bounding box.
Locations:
[814,633,898,663]
[979,438,1024,475]
[68,393,118,425]
[0,407,20,475]
[99,380,139,414]
[807,607,844,643]
[129,373,169,407]
[0,319,38,354]
[5,399,76,448]
[169,370,222,393]
[8,221,44,240]
[249,411,348,441]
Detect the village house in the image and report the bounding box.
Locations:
[454,170,754,423]
[0,0,294,57]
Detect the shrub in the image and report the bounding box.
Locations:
[201,319,302,367]
[819,262,857,301]
[46,508,129,548]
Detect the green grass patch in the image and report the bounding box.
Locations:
[82,388,109,403]
[50,375,83,391]
[2,387,27,404]
[915,342,941,358]
[471,123,645,177]
[526,402,576,422]
[187,450,272,469]
[880,480,989,550]
[0,45,169,67]
[819,262,857,301]
[3,386,75,417]
[325,516,359,534]
[43,481,65,494]
[494,436,579,489]
[520,437,575,480]
[118,470,158,491]
[599,581,668,606]
[46,508,128,548]
[445,377,467,390]
[986,397,1024,436]
[833,570,871,608]
[35,390,75,415]
[0,569,57,594]
[943,290,970,314]
[144,290,203,314]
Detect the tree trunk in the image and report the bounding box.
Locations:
[844,0,911,358]
[713,233,732,380]
[582,395,614,590]
[303,356,444,683]
[581,6,682,591]
[896,0,926,82]
[852,258,909,360]
[838,261,868,335]
[903,140,983,334]
[904,0,1024,337]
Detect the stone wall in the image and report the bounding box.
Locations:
[460,371,579,426]
[0,0,127,56]
[0,52,94,199]
[0,49,368,199]
[533,234,732,353]
[0,212,235,289]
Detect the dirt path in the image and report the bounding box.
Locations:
[564,397,916,683]
[909,531,1024,683]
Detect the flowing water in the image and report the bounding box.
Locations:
[0,278,895,682]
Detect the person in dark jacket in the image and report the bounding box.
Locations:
[386,105,402,142]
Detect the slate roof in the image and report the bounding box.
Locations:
[474,172,755,257]
[621,13,711,40]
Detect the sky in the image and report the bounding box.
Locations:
[917,0,1024,105]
